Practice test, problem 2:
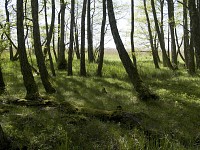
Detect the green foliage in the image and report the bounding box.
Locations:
[0,52,200,149]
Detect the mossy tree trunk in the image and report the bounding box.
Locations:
[31,0,56,94]
[107,0,158,100]
[17,0,40,100]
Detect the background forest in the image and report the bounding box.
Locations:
[0,0,200,149]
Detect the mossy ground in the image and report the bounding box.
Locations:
[0,51,200,149]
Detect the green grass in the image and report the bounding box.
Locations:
[0,52,200,149]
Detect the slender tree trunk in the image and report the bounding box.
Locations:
[68,0,75,75]
[143,0,159,69]
[31,0,56,93]
[5,0,13,61]
[58,0,67,70]
[107,0,158,100]
[17,0,39,100]
[131,0,137,66]
[151,0,175,70]
[159,0,168,67]
[44,0,56,76]
[97,0,106,76]
[167,0,177,68]
[80,0,87,76]
[87,0,94,62]
[57,11,61,58]
[183,0,189,68]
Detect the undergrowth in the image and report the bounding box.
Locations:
[0,52,199,149]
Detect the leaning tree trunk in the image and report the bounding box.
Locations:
[80,0,87,76]
[17,0,40,100]
[143,0,159,69]
[31,0,56,93]
[107,0,158,100]
[97,0,106,76]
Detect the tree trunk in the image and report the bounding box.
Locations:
[183,0,189,68]
[107,0,158,100]
[17,0,40,100]
[167,0,177,68]
[80,0,87,76]
[97,0,106,76]
[0,67,5,93]
[5,0,13,61]
[143,0,159,69]
[151,0,175,70]
[58,0,67,70]
[68,0,75,76]
[44,0,56,76]
[188,0,200,69]
[131,0,137,66]
[87,0,94,62]
[31,0,56,93]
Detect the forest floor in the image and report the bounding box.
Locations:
[0,51,200,149]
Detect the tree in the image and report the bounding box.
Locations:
[150,0,175,70]
[143,0,159,69]
[87,0,95,62]
[17,0,40,99]
[5,0,13,61]
[68,0,75,75]
[131,0,137,66]
[80,0,87,76]
[43,0,56,76]
[97,0,106,76]
[58,0,67,70]
[167,0,177,68]
[31,0,56,93]
[188,0,200,69]
[107,0,158,100]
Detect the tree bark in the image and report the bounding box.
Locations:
[97,0,106,76]
[5,0,13,61]
[131,0,137,66]
[44,0,56,76]
[167,0,177,68]
[107,0,158,100]
[80,0,87,76]
[68,0,75,75]
[31,0,56,93]
[58,0,67,70]
[87,0,94,62]
[143,0,159,69]
[151,0,175,70]
[17,0,40,100]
